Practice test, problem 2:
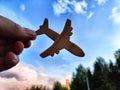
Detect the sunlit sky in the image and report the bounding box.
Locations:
[0,0,120,89]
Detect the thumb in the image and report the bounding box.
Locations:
[0,16,36,41]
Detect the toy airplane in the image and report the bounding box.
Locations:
[36,18,85,58]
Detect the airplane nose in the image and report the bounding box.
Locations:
[81,51,85,57]
[76,48,85,57]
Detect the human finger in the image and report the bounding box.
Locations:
[0,16,36,41]
[0,39,7,45]
[0,39,24,56]
[5,52,19,70]
[0,52,19,71]
[11,41,24,55]
[0,39,7,56]
[0,57,5,71]
[23,40,31,48]
[0,46,6,56]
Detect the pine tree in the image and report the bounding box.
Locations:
[109,49,120,90]
[70,65,87,90]
[92,57,116,90]
[87,69,93,90]
[53,81,68,90]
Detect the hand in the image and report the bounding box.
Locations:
[0,19,36,71]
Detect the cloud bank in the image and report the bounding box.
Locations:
[0,63,71,90]
[0,63,44,90]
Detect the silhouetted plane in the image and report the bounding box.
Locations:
[36,18,85,58]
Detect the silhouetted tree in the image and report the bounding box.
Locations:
[70,65,87,90]
[26,85,48,90]
[53,81,62,90]
[108,49,120,90]
[92,57,116,90]
[87,68,93,90]
[114,49,120,70]
[53,81,68,90]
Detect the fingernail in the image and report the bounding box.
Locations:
[13,55,19,63]
[7,52,19,63]
[5,52,19,69]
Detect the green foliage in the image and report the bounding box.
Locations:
[53,81,61,90]
[70,55,118,90]
[53,81,68,90]
[114,49,120,70]
[109,49,120,90]
[70,65,87,90]
[92,57,113,90]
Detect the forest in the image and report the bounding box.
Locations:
[26,49,120,90]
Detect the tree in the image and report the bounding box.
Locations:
[92,57,116,90]
[108,49,120,90]
[70,65,87,90]
[53,81,62,90]
[26,85,47,90]
[114,49,120,70]
[87,68,93,90]
[53,81,68,90]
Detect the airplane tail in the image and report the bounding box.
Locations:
[36,18,49,35]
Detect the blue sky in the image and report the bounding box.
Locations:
[0,0,120,89]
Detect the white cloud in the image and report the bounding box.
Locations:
[95,0,107,5]
[73,0,87,14]
[109,6,120,24]
[53,0,87,16]
[0,63,71,90]
[20,4,26,11]
[53,1,71,16]
[0,63,52,90]
[87,11,94,19]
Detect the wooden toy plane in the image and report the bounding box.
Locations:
[36,18,85,58]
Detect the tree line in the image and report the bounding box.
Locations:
[26,49,120,90]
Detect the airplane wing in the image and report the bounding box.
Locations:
[60,19,73,36]
[41,18,48,28]
[40,39,85,58]
[60,19,85,57]
[36,18,48,35]
[40,34,70,58]
[65,41,85,57]
[40,45,55,58]
[40,43,59,58]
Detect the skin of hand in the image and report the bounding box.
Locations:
[0,16,36,71]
